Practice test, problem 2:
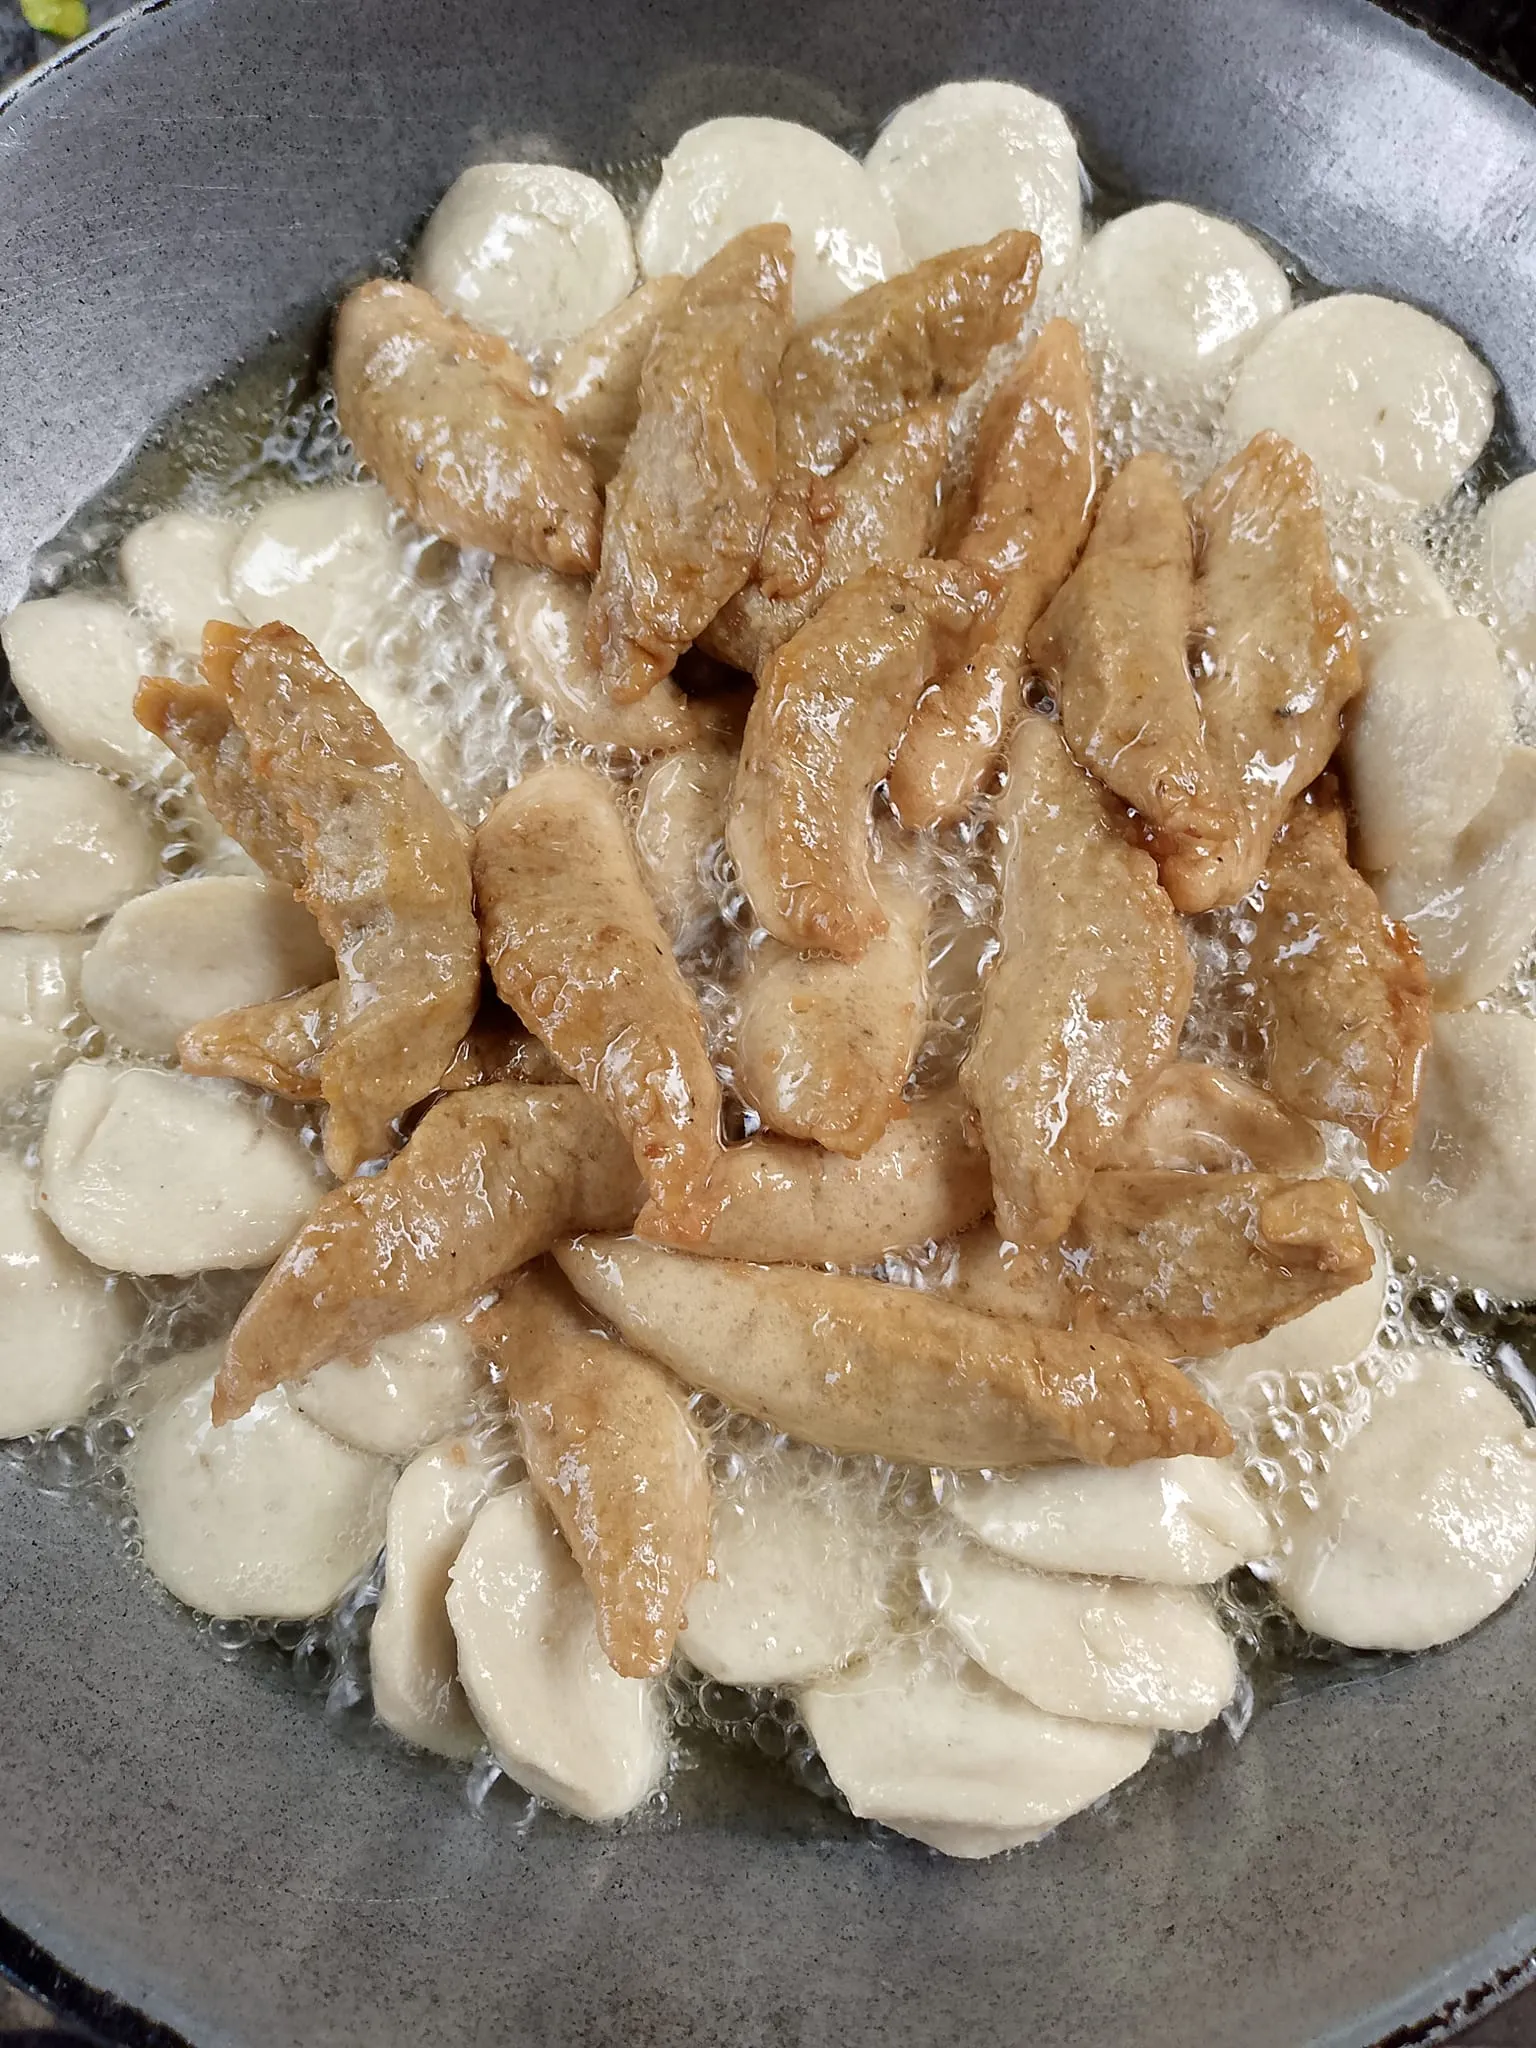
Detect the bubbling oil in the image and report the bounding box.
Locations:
[5,138,1536,1847]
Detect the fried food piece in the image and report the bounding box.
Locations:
[558,1236,1231,1468]
[472,1262,710,1679]
[1250,779,1430,1170]
[214,1085,642,1424]
[733,875,928,1156]
[942,1222,1081,1328]
[889,319,1100,828]
[178,982,338,1100]
[584,226,794,703]
[727,562,990,958]
[668,1092,990,1263]
[1105,1061,1325,1175]
[474,761,724,1240]
[631,742,736,943]
[700,403,949,674]
[760,231,1043,597]
[1066,1170,1374,1357]
[962,714,1192,1247]
[193,622,480,1176]
[135,675,305,889]
[1161,430,1363,912]
[1027,450,1216,862]
[332,278,600,571]
[180,986,565,1102]
[548,276,687,486]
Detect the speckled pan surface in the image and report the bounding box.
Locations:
[3,2,1536,2044]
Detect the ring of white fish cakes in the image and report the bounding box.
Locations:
[728,561,990,960]
[216,1084,643,1425]
[548,277,686,487]
[472,1262,710,1679]
[637,116,904,324]
[473,760,724,1240]
[732,878,928,1155]
[1075,202,1290,387]
[758,230,1042,598]
[891,318,1100,829]
[332,278,601,571]
[199,621,481,1177]
[960,714,1192,1247]
[585,225,794,704]
[556,1236,1232,1469]
[1224,293,1495,508]
[413,162,636,359]
[865,80,1083,295]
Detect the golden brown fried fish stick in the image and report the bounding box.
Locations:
[760,231,1043,598]
[890,319,1100,828]
[180,987,566,1102]
[1250,780,1430,1170]
[134,675,305,889]
[471,1262,710,1679]
[214,1085,642,1425]
[1067,1170,1374,1357]
[557,1236,1232,1468]
[1105,1061,1325,1175]
[1162,430,1363,912]
[332,278,600,572]
[474,761,724,1241]
[733,875,928,1156]
[1028,451,1215,856]
[206,622,480,1176]
[941,1222,1082,1329]
[727,562,990,959]
[548,275,687,486]
[585,227,794,703]
[684,1093,991,1265]
[700,403,949,674]
[962,715,1192,1247]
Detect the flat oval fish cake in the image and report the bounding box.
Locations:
[759,230,1043,598]
[962,714,1192,1247]
[891,317,1100,828]
[473,760,725,1241]
[585,225,795,703]
[331,277,601,571]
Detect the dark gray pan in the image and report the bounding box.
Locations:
[4,2,1536,2042]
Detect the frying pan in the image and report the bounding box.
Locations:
[4,2,1536,2042]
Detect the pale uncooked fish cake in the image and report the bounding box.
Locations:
[119,509,245,657]
[800,1633,1155,1854]
[1076,201,1289,385]
[1480,470,1536,667]
[866,80,1082,296]
[372,1434,504,1759]
[0,757,159,931]
[293,1319,485,1459]
[1275,1345,1536,1652]
[447,1483,667,1823]
[638,116,904,322]
[40,1064,322,1275]
[0,930,89,1029]
[924,1543,1239,1731]
[1223,293,1495,506]
[1,592,168,779]
[129,1352,395,1621]
[414,162,635,358]
[948,1456,1271,1585]
[0,1152,139,1439]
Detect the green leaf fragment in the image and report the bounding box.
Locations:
[22,0,91,39]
